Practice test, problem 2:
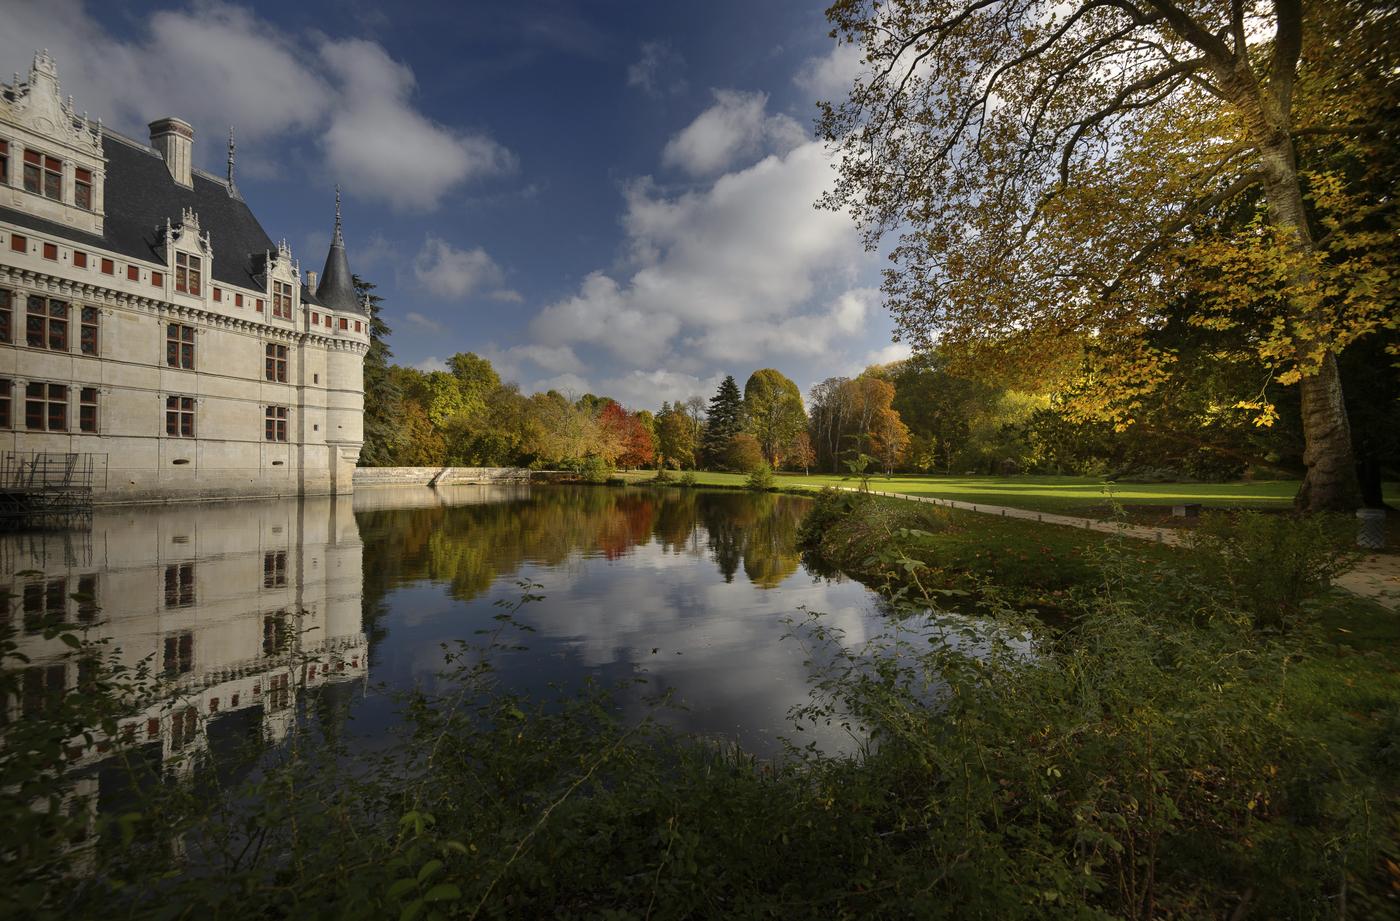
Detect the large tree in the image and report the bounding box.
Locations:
[702,376,745,467]
[819,0,1397,510]
[743,369,808,467]
[353,275,401,466]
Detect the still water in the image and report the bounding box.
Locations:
[5,485,892,775]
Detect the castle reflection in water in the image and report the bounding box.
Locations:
[2,496,369,773]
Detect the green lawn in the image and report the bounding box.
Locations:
[622,470,1400,517]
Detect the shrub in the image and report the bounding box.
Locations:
[745,463,775,491]
[1183,511,1359,630]
[678,471,697,488]
[577,455,611,484]
[651,467,674,484]
[724,434,765,473]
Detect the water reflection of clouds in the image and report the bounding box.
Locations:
[360,488,888,754]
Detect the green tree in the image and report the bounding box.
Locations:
[353,275,401,466]
[656,402,698,469]
[743,369,807,468]
[702,375,745,468]
[818,0,1398,510]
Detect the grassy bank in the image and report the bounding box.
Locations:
[620,469,1400,518]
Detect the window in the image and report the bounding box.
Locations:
[0,139,7,183]
[256,298,264,313]
[80,307,98,355]
[25,382,68,431]
[265,405,288,442]
[74,167,92,210]
[265,343,288,382]
[175,252,201,295]
[263,551,287,588]
[268,673,290,711]
[324,314,331,328]
[164,564,195,608]
[23,578,66,633]
[101,257,114,275]
[26,296,67,350]
[311,310,319,325]
[0,380,10,428]
[273,282,293,319]
[79,387,98,433]
[9,233,25,253]
[213,287,222,302]
[73,250,87,269]
[76,574,98,622]
[127,265,139,282]
[263,613,290,655]
[339,317,348,330]
[23,149,62,199]
[22,665,66,719]
[166,323,194,369]
[151,271,163,288]
[170,707,197,749]
[354,320,362,332]
[235,293,243,308]
[42,242,57,260]
[166,396,195,437]
[163,631,193,674]
[0,289,10,343]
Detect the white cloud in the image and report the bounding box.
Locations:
[794,41,865,102]
[531,373,592,396]
[595,369,724,410]
[0,1,513,211]
[864,341,913,367]
[412,356,449,373]
[533,139,870,371]
[660,89,806,177]
[627,41,685,97]
[413,236,520,301]
[318,38,515,211]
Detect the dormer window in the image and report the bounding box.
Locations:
[272,282,293,319]
[75,168,92,210]
[175,252,202,296]
[23,149,62,200]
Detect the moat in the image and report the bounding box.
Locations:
[4,484,889,767]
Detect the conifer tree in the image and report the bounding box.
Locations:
[701,375,744,468]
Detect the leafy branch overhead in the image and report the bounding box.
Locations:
[818,0,1398,509]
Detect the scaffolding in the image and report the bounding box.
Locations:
[0,452,107,530]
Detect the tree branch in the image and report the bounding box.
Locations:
[1270,0,1303,117]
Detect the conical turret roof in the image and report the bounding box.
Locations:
[317,187,362,312]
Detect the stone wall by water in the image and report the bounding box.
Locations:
[352,466,532,488]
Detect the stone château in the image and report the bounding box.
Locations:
[0,51,368,502]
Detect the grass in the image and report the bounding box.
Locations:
[623,470,1400,518]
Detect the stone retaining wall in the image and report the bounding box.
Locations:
[352,466,532,488]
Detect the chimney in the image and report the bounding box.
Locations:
[307,270,318,293]
[148,117,194,187]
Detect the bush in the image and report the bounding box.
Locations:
[678,471,697,488]
[577,455,612,484]
[651,467,674,484]
[1183,511,1359,629]
[724,434,765,473]
[745,463,776,491]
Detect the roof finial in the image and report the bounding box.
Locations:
[333,185,344,246]
[226,126,238,195]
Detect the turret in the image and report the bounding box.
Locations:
[317,190,365,494]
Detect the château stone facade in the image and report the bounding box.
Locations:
[0,51,368,502]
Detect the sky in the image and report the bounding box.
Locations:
[1,0,911,410]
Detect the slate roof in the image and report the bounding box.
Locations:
[0,129,275,291]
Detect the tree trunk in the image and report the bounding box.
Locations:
[1253,131,1361,511]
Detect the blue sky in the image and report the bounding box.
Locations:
[3,0,909,409]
